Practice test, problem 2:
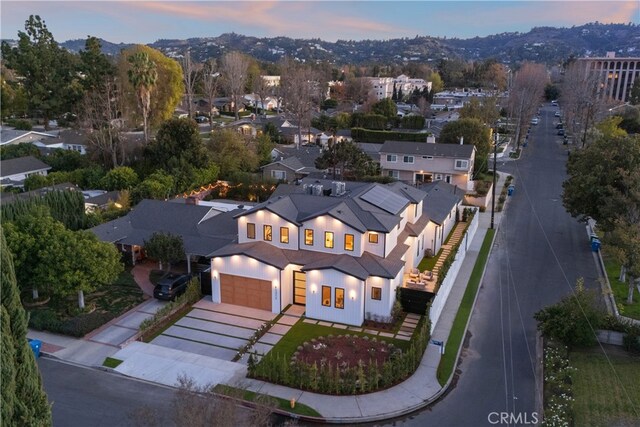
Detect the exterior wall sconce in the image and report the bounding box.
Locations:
[349,290,356,300]
[212,270,218,280]
[273,279,279,299]
[310,284,317,294]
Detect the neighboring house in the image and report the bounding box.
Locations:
[263,146,324,182]
[90,199,240,272]
[83,190,122,213]
[208,177,462,326]
[418,180,464,255]
[335,129,353,143]
[357,143,383,164]
[379,139,475,190]
[32,129,88,155]
[0,128,57,147]
[365,75,432,101]
[0,156,51,188]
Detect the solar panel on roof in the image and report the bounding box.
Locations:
[360,186,408,215]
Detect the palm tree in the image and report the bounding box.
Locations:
[127,52,157,142]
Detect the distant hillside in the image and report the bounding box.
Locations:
[44,22,640,65]
[59,38,132,56]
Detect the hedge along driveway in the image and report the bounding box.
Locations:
[86,299,168,347]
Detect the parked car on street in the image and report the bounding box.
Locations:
[557,129,565,136]
[153,273,190,301]
[554,111,561,117]
[531,117,539,125]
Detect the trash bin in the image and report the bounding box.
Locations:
[28,338,42,359]
[507,185,515,196]
[590,234,599,243]
[591,239,601,252]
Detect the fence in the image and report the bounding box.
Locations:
[428,211,479,332]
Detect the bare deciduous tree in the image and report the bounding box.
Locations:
[221,52,249,120]
[181,49,199,119]
[253,74,271,118]
[202,58,220,131]
[507,62,548,148]
[81,77,125,168]
[343,77,373,106]
[280,63,321,148]
[561,61,614,147]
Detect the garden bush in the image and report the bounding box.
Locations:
[350,128,428,143]
[59,312,116,337]
[542,341,575,426]
[249,318,430,394]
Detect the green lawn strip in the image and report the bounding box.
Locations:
[212,384,321,417]
[437,228,495,386]
[102,357,123,368]
[262,321,409,362]
[570,349,640,426]
[602,252,640,320]
[418,248,443,272]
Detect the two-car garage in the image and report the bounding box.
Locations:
[219,273,272,311]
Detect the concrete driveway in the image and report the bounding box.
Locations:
[86,299,167,347]
[149,299,294,362]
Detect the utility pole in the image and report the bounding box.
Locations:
[490,131,498,230]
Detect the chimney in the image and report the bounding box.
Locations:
[426,135,436,144]
[459,136,464,145]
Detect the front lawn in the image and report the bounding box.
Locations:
[418,248,443,272]
[602,252,640,320]
[571,347,640,426]
[27,267,145,337]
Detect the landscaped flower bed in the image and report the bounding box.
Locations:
[293,335,400,371]
[248,317,430,395]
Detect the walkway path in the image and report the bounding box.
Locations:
[430,221,469,281]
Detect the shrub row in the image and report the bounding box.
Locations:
[542,341,575,426]
[248,317,430,395]
[139,278,201,332]
[29,309,115,337]
[434,210,476,292]
[350,128,429,143]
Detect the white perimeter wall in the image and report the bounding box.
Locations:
[429,211,479,332]
[305,269,365,326]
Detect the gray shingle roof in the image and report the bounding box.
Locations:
[420,181,464,224]
[90,199,238,256]
[209,241,403,279]
[379,141,474,158]
[0,156,51,177]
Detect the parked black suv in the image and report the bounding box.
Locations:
[153,273,190,301]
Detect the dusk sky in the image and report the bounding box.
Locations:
[1,1,638,44]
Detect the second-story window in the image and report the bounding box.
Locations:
[344,234,354,251]
[403,155,414,164]
[368,232,379,244]
[280,227,289,244]
[386,154,397,162]
[324,231,334,249]
[305,229,314,245]
[263,225,272,241]
[455,159,469,170]
[247,223,256,239]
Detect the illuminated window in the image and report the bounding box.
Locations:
[263,225,272,241]
[369,233,379,244]
[247,223,256,239]
[324,231,334,248]
[322,286,331,306]
[371,287,382,300]
[305,229,314,245]
[335,288,345,309]
[344,234,354,251]
[280,227,289,244]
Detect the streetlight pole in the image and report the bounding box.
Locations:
[490,131,498,230]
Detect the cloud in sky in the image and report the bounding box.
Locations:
[1,1,637,43]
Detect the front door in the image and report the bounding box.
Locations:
[293,271,306,305]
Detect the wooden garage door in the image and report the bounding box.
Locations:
[220,274,272,311]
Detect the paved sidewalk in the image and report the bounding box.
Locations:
[33,175,510,422]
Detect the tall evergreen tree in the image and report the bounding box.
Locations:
[127,51,158,143]
[1,230,52,426]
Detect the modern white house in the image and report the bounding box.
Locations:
[208,179,461,326]
[366,75,432,101]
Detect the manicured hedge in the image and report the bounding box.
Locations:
[248,317,430,395]
[351,128,428,143]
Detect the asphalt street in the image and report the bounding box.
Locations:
[386,104,600,426]
[39,357,177,427]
